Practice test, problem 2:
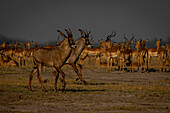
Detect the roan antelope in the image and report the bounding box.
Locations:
[29,29,77,92]
[54,29,91,83]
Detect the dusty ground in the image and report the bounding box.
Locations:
[0,66,169,113]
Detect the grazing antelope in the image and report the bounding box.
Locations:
[29,29,76,92]
[0,53,19,67]
[3,42,15,59]
[12,41,25,66]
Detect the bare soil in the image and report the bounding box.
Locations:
[0,67,169,113]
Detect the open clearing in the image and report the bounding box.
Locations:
[0,67,169,113]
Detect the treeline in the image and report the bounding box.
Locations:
[0,34,169,48]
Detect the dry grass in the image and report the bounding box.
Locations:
[0,66,169,113]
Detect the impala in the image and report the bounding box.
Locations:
[79,38,106,66]
[0,53,19,67]
[147,38,161,69]
[124,34,134,50]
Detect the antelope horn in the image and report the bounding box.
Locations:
[124,34,128,41]
[111,31,116,37]
[57,35,60,45]
[85,30,88,35]
[64,29,72,37]
[85,30,91,37]
[69,28,73,36]
[57,30,67,38]
[78,29,84,37]
[130,34,134,41]
[110,31,113,36]
[83,30,87,37]
[106,35,111,40]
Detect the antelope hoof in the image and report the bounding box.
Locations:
[42,89,47,92]
[76,77,80,81]
[28,87,32,92]
[83,80,87,85]
[62,89,65,92]
[54,89,57,93]
[29,89,33,92]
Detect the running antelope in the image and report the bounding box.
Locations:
[29,29,77,92]
[55,29,91,83]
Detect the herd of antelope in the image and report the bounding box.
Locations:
[0,29,169,92]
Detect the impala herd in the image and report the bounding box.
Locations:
[0,29,169,92]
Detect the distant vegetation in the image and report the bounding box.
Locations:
[0,34,169,48]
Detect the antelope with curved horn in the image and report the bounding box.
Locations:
[55,29,91,83]
[105,31,116,49]
[124,34,134,49]
[79,38,105,67]
[99,32,119,72]
[29,29,76,92]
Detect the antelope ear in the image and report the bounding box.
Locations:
[64,28,73,37]
[57,30,67,38]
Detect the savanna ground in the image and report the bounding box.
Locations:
[0,59,170,113]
